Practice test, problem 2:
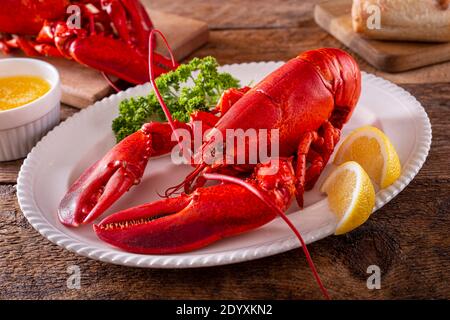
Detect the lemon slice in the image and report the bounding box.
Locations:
[320,161,375,235]
[334,126,401,189]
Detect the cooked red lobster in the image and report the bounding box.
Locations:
[58,48,361,256]
[0,0,175,84]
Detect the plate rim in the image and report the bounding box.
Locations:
[17,63,432,268]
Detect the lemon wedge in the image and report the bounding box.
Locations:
[334,126,401,189]
[320,161,376,235]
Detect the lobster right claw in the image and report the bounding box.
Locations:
[94,159,297,254]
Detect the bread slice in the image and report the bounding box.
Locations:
[352,0,450,42]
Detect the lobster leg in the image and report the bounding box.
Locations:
[305,121,340,190]
[304,149,324,192]
[295,131,317,208]
[94,158,296,254]
[58,121,189,227]
[295,121,341,207]
[98,0,154,56]
[1,32,64,57]
[2,36,39,56]
[0,37,9,54]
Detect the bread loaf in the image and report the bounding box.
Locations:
[352,0,450,42]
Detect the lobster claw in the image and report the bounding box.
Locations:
[58,128,153,227]
[58,122,185,227]
[50,22,175,85]
[94,159,297,254]
[68,34,176,84]
[69,34,150,84]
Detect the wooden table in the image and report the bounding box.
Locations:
[1,0,449,299]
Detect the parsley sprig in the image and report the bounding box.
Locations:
[112,56,240,142]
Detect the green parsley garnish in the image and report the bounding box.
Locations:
[112,56,240,142]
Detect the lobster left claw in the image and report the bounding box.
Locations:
[94,159,296,254]
[58,122,181,227]
[58,129,151,227]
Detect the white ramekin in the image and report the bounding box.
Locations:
[0,58,61,161]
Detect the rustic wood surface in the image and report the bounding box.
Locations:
[1,0,449,300]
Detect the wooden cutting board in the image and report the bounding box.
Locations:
[314,0,450,73]
[0,10,209,108]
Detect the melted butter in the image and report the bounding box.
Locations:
[0,76,51,111]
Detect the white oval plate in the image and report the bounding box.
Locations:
[17,62,431,268]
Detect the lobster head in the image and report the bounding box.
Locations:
[299,48,361,127]
[190,48,361,181]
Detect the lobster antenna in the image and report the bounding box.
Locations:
[202,172,331,300]
[149,30,207,197]
[164,131,220,196]
[102,72,121,93]
[148,29,185,156]
[164,163,207,197]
